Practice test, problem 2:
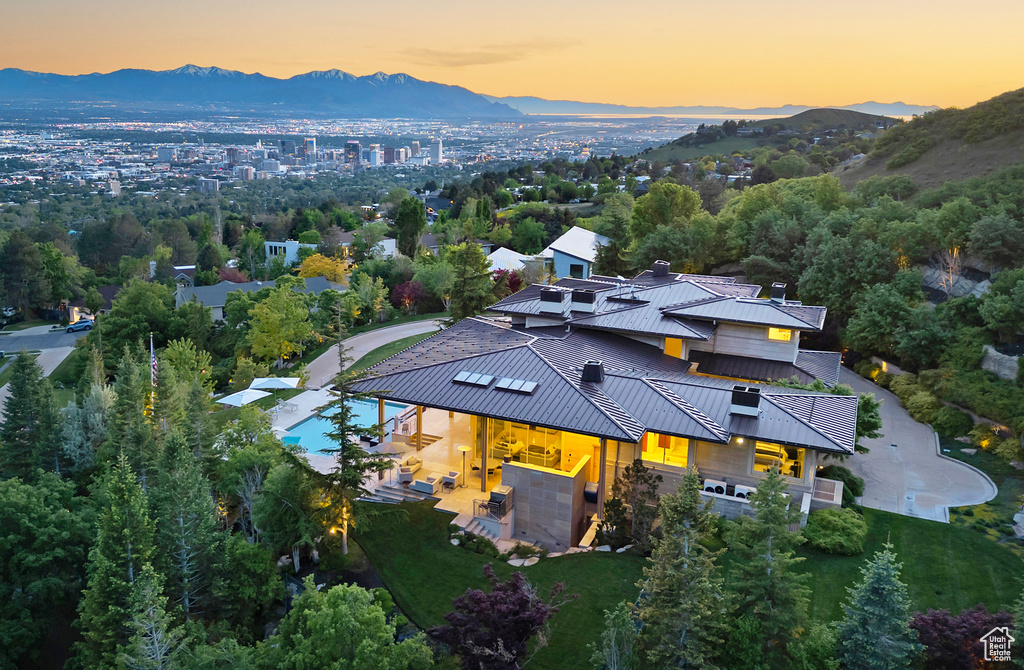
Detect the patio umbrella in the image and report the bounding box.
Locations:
[378,441,410,455]
[216,389,271,407]
[249,376,302,405]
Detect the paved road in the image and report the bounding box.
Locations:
[305,319,444,388]
[0,324,89,352]
[840,367,997,522]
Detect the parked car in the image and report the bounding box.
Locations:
[65,319,94,333]
[1,307,15,318]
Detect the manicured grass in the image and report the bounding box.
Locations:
[354,502,645,669]
[356,503,1024,668]
[0,319,59,332]
[788,508,1024,622]
[47,347,88,386]
[347,312,445,337]
[349,332,436,373]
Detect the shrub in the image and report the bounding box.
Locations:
[818,464,865,507]
[876,371,895,389]
[457,532,500,558]
[932,406,975,438]
[993,437,1024,463]
[889,373,920,403]
[853,360,880,379]
[803,508,868,555]
[906,391,941,424]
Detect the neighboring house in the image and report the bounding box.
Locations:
[351,263,853,550]
[540,226,611,279]
[69,285,122,321]
[419,233,493,257]
[265,240,317,266]
[172,265,196,286]
[175,276,340,321]
[487,247,536,272]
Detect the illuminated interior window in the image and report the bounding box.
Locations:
[664,337,683,359]
[768,327,792,342]
[641,432,689,467]
[752,441,804,479]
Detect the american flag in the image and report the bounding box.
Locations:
[150,333,157,387]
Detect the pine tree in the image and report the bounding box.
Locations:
[0,351,43,479]
[637,466,727,669]
[152,430,225,621]
[106,347,158,486]
[308,336,392,554]
[836,543,922,670]
[32,378,64,474]
[117,564,183,670]
[76,453,157,669]
[1015,588,1024,668]
[446,241,496,323]
[726,466,810,667]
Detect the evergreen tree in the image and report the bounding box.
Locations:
[598,459,662,553]
[62,379,116,472]
[836,544,922,670]
[117,564,183,670]
[725,466,809,667]
[1015,587,1024,668]
[445,241,496,323]
[589,602,639,670]
[106,347,158,486]
[308,337,392,555]
[77,453,157,669]
[637,466,727,669]
[32,378,64,474]
[394,196,428,258]
[0,352,43,479]
[152,430,226,621]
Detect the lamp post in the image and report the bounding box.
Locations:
[458,444,471,488]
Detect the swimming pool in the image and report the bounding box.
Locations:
[283,399,409,455]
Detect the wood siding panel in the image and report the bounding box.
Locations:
[690,323,797,363]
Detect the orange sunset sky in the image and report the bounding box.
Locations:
[3,0,1022,109]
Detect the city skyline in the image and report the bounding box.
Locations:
[2,0,1022,110]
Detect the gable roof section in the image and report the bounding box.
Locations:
[662,296,826,330]
[689,350,816,386]
[176,276,338,309]
[794,350,843,387]
[541,226,610,263]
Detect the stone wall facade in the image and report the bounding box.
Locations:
[501,457,590,551]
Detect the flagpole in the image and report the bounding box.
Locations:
[150,332,156,409]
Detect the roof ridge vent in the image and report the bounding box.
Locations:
[730,385,761,417]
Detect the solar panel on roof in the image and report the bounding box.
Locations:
[452,371,494,387]
[495,377,538,394]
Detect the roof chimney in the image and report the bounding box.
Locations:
[652,260,670,278]
[539,287,566,314]
[770,282,786,303]
[571,288,596,313]
[730,385,761,417]
[581,360,605,383]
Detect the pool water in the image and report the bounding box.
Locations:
[284,399,408,455]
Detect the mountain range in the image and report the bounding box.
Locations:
[0,65,520,119]
[482,95,938,118]
[0,65,938,120]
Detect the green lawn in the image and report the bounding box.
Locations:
[0,319,59,332]
[48,347,88,386]
[347,312,445,337]
[355,502,1024,669]
[349,332,436,373]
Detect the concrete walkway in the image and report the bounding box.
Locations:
[304,318,444,389]
[840,367,997,522]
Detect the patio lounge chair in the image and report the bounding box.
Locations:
[398,456,422,484]
[442,470,463,490]
[410,472,442,495]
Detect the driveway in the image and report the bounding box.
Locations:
[0,345,76,413]
[305,319,444,389]
[840,367,997,522]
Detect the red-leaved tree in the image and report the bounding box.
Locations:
[218,266,248,283]
[391,280,425,314]
[430,563,575,670]
[910,604,1013,670]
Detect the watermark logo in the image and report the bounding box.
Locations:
[981,626,1015,662]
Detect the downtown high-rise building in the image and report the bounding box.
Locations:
[345,140,361,164]
[429,139,443,164]
[410,140,421,156]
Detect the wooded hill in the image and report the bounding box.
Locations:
[839,88,1024,190]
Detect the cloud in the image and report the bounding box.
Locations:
[402,39,576,68]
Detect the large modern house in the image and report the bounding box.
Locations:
[351,262,856,550]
